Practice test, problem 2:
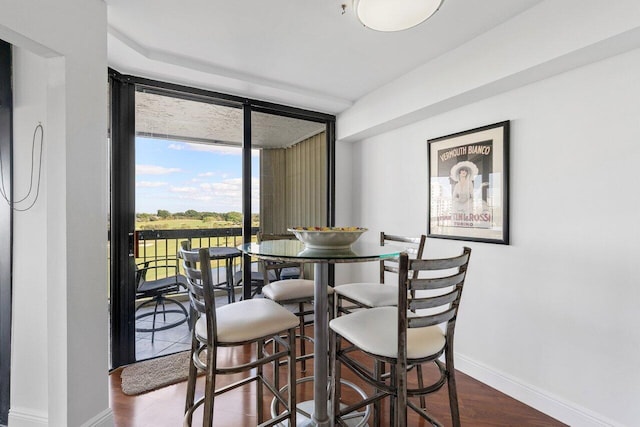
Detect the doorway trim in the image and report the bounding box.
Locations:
[0,39,13,426]
[109,69,137,368]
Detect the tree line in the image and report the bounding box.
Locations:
[137,210,258,224]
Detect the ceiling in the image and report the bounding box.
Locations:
[106,0,543,115]
[135,90,327,149]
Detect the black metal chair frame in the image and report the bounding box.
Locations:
[232,265,278,298]
[134,259,189,343]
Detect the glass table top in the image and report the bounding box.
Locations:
[239,240,403,263]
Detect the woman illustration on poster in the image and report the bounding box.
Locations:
[450,161,478,214]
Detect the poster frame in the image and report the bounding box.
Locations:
[427,121,510,244]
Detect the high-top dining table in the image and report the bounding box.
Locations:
[239,239,403,427]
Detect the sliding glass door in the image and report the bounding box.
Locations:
[133,88,247,361]
[253,109,329,233]
[109,71,335,368]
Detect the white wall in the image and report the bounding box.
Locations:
[0,1,109,426]
[335,11,640,427]
[338,0,640,143]
[10,47,50,425]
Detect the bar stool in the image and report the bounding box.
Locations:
[258,233,333,371]
[179,240,241,304]
[331,248,472,427]
[181,247,299,427]
[334,232,426,315]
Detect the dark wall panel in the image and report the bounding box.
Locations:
[0,39,13,426]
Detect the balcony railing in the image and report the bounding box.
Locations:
[135,227,260,284]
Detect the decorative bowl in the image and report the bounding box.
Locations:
[288,227,367,250]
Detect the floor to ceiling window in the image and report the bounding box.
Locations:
[109,71,335,368]
[133,89,253,360]
[253,110,328,235]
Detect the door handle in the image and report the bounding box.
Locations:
[128,232,135,257]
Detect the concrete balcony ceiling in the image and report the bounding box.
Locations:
[135,90,327,148]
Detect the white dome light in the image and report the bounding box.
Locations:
[353,0,444,32]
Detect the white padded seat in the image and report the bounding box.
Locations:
[335,233,426,315]
[329,306,445,360]
[333,282,397,308]
[262,279,334,302]
[195,298,299,343]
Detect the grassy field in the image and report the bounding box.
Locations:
[136,218,248,230]
[134,218,259,280]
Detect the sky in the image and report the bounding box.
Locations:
[135,137,260,214]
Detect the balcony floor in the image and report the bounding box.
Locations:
[135,303,192,361]
[134,293,231,361]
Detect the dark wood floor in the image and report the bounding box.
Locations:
[109,337,567,427]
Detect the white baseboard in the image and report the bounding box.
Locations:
[8,407,113,427]
[7,407,47,427]
[455,353,621,427]
[81,408,113,427]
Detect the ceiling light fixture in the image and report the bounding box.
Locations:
[352,0,444,32]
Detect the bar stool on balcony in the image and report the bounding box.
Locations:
[134,258,190,343]
[179,240,241,304]
[232,265,278,298]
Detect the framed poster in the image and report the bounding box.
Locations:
[428,121,509,244]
